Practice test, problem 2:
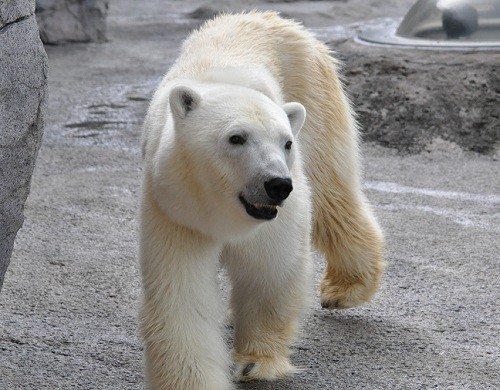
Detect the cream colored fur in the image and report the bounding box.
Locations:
[140,11,384,390]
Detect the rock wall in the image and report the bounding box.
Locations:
[36,0,109,44]
[0,1,48,291]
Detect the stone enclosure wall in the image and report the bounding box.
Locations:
[0,0,109,293]
[36,0,109,44]
[0,1,48,291]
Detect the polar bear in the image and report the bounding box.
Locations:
[139,11,384,390]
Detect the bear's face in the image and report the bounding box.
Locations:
[154,84,305,241]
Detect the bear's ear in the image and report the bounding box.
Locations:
[282,102,306,136]
[169,85,201,119]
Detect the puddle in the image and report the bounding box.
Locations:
[44,80,159,152]
[127,96,149,102]
[65,121,126,130]
[88,103,128,109]
[73,132,100,138]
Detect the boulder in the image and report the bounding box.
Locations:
[0,0,48,291]
[36,0,109,44]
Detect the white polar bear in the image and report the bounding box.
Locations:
[140,11,384,390]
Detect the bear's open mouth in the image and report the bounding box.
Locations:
[239,195,278,220]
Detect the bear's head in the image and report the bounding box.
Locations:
[152,83,306,241]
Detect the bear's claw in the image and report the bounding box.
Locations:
[242,363,255,377]
[321,299,334,309]
[321,298,349,310]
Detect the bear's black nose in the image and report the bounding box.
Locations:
[265,177,293,201]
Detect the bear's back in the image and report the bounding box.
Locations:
[166,12,325,86]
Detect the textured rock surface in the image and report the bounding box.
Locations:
[36,0,109,44]
[0,1,48,291]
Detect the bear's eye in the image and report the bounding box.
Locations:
[229,135,246,145]
[285,140,293,150]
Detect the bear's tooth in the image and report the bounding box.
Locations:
[252,203,277,211]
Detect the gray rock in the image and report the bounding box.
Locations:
[36,0,109,44]
[0,1,48,292]
[0,1,34,26]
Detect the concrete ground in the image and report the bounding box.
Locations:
[1,1,499,389]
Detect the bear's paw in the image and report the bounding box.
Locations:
[234,354,298,382]
[320,263,383,309]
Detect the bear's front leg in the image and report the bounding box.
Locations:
[140,193,232,390]
[222,215,312,383]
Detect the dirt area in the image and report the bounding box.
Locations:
[338,41,500,154]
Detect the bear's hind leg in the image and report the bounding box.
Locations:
[313,185,385,309]
[285,41,386,309]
